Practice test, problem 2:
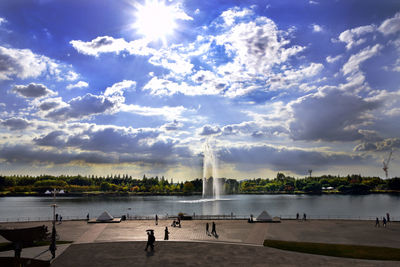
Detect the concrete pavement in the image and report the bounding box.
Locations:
[0,219,399,266]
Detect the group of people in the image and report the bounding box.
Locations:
[144,226,170,252]
[296,213,307,221]
[375,213,390,228]
[171,217,181,228]
[55,213,62,223]
[206,222,218,237]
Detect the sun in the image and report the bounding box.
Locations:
[133,0,179,43]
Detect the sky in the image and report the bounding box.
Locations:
[0,0,400,181]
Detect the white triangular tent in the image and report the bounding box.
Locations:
[97,211,114,221]
[256,210,273,221]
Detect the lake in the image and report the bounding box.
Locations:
[0,194,399,222]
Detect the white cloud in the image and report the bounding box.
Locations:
[311,24,323,33]
[0,46,50,80]
[70,36,154,57]
[65,71,79,81]
[215,15,305,76]
[378,12,400,35]
[12,83,57,98]
[338,25,376,50]
[194,9,200,15]
[120,104,186,120]
[103,80,136,96]
[342,44,382,76]
[220,7,253,27]
[326,55,342,63]
[40,80,136,121]
[142,76,221,96]
[309,1,319,4]
[0,46,77,81]
[267,63,324,91]
[0,17,7,25]
[66,81,89,90]
[199,125,221,136]
[162,120,183,131]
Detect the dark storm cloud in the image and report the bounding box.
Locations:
[289,88,380,141]
[44,93,114,120]
[34,126,179,158]
[219,144,367,174]
[11,83,55,98]
[1,117,31,130]
[0,144,116,164]
[33,130,66,147]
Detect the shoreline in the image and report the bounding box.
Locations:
[1,190,399,197]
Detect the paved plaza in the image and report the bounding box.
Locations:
[0,219,399,266]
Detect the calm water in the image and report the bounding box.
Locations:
[0,194,399,221]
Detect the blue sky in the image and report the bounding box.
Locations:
[0,0,400,180]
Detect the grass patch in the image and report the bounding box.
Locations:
[264,239,400,261]
[0,241,72,252]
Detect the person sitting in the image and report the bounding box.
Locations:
[171,220,176,227]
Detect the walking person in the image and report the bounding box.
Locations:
[211,221,217,236]
[144,230,155,251]
[375,217,380,227]
[296,213,299,220]
[386,213,390,223]
[383,217,387,228]
[86,213,89,221]
[164,227,169,240]
[206,222,209,235]
[155,214,158,225]
[303,213,307,221]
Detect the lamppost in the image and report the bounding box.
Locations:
[49,188,58,259]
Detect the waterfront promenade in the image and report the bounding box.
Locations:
[0,219,399,266]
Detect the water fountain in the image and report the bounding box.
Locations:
[202,139,224,199]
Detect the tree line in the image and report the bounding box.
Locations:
[0,173,399,195]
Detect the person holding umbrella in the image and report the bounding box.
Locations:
[145,230,155,251]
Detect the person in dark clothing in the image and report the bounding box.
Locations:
[296,213,299,220]
[375,217,380,227]
[206,222,209,235]
[87,213,89,221]
[383,217,387,227]
[211,222,217,236]
[303,213,306,221]
[155,214,158,225]
[386,213,390,223]
[55,213,58,221]
[164,227,169,240]
[145,230,155,251]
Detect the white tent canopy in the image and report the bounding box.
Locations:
[97,211,114,221]
[256,210,273,221]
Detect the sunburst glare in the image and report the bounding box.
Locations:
[133,0,183,43]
